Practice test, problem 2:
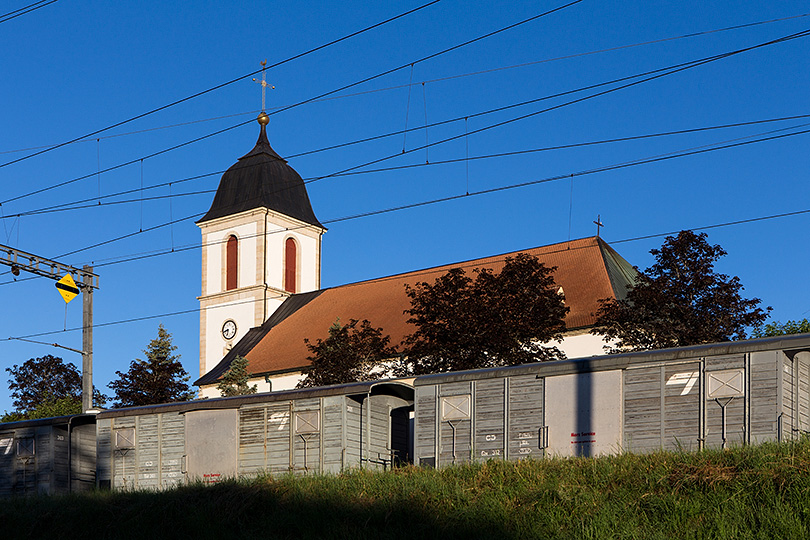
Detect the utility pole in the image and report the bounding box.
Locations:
[0,244,99,412]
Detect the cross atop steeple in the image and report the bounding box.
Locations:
[252,59,274,113]
[593,214,604,237]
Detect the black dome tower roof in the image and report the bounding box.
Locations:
[198,121,324,228]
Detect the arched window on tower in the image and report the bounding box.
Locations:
[284,237,297,293]
[226,235,238,291]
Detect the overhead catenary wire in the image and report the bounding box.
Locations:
[2,10,808,157]
[301,27,810,187]
[4,115,810,271]
[7,21,810,222]
[2,118,808,289]
[0,0,57,24]
[6,112,810,221]
[0,0,443,170]
[0,0,580,205]
[7,198,810,343]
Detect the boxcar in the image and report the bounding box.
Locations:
[414,334,810,467]
[0,414,97,497]
[95,380,413,490]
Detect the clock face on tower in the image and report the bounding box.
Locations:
[221,319,237,341]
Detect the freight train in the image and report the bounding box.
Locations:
[2,333,809,497]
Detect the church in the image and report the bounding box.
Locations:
[193,114,638,397]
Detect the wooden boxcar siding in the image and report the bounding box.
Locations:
[507,375,545,460]
[362,395,407,470]
[110,416,137,489]
[414,385,437,467]
[239,403,294,475]
[0,426,64,496]
[748,351,779,444]
[417,375,545,467]
[238,405,267,476]
[344,397,362,468]
[159,413,185,488]
[777,351,810,441]
[474,378,506,461]
[0,433,12,496]
[267,403,293,474]
[71,423,97,492]
[292,398,321,473]
[624,361,702,453]
[704,355,746,449]
[322,396,345,473]
[96,418,111,487]
[624,365,665,452]
[438,382,472,467]
[98,413,185,491]
[623,352,786,452]
[796,352,810,436]
[663,362,701,452]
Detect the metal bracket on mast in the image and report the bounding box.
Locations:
[0,243,98,412]
[0,243,98,289]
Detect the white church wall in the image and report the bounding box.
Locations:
[557,331,613,358]
[202,221,258,294]
[264,214,322,293]
[198,371,304,399]
[202,297,257,375]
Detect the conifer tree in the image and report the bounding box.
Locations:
[217,355,258,397]
[109,324,195,407]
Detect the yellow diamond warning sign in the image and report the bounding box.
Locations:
[55,274,80,303]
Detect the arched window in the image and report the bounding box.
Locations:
[284,237,297,293]
[226,235,238,291]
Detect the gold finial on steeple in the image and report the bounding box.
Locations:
[252,59,274,125]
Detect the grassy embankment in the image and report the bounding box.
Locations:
[4,441,810,539]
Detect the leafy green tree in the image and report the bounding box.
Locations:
[400,253,569,375]
[6,354,81,412]
[3,355,106,422]
[752,319,810,338]
[298,319,397,388]
[217,355,258,397]
[592,230,770,352]
[109,324,195,407]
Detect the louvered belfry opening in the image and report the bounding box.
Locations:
[284,237,297,293]
[226,235,238,291]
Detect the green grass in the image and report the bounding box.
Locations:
[4,441,810,539]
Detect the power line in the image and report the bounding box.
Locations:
[7,195,810,342]
[301,27,810,187]
[6,112,810,221]
[7,20,810,220]
[0,0,57,24]
[0,0,578,204]
[0,0,442,170]
[2,119,808,288]
[2,30,808,280]
[4,11,807,157]
[7,8,799,212]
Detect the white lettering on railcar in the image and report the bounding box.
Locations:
[666,371,699,396]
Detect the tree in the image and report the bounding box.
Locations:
[6,355,82,413]
[752,319,810,338]
[217,355,257,397]
[592,230,770,352]
[400,253,569,375]
[3,354,107,422]
[298,319,398,388]
[109,324,195,407]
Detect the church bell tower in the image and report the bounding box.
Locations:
[196,112,325,385]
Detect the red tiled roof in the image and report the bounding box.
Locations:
[227,236,636,378]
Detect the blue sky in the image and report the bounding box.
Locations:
[1,1,809,413]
